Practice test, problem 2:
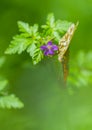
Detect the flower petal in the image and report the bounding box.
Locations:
[44,49,54,56]
[48,49,54,55]
[40,45,47,50]
[52,45,58,51]
[47,41,53,46]
[44,50,49,56]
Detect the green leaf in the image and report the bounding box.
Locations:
[27,43,37,57]
[47,13,55,27]
[0,78,24,109]
[41,13,55,30]
[27,43,43,64]
[32,48,43,65]
[56,20,72,33]
[31,24,39,34]
[68,51,92,89]
[0,80,8,91]
[0,94,24,109]
[53,31,60,41]
[5,35,30,54]
[18,21,31,34]
[41,14,72,42]
[30,24,41,40]
[18,22,39,38]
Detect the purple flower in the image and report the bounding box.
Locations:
[40,41,58,56]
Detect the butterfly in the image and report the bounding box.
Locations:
[58,22,79,84]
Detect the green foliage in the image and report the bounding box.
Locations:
[67,51,92,89]
[56,20,72,33]
[5,13,72,64]
[0,57,24,109]
[0,94,24,109]
[27,44,43,65]
[41,13,72,41]
[18,21,31,34]
[0,78,24,109]
[5,21,41,64]
[5,35,30,54]
[2,13,73,109]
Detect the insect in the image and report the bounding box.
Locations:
[58,22,79,84]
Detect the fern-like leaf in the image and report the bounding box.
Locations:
[5,36,30,54]
[0,94,24,109]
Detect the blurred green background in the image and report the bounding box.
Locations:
[0,0,92,129]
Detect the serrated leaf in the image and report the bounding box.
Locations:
[31,24,39,34]
[53,31,60,41]
[0,80,8,91]
[56,20,72,33]
[0,94,24,109]
[27,43,43,64]
[18,21,31,35]
[32,48,43,65]
[27,43,37,57]
[5,36,30,54]
[47,13,55,27]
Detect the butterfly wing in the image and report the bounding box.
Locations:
[58,22,78,84]
[62,49,69,84]
[58,22,78,62]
